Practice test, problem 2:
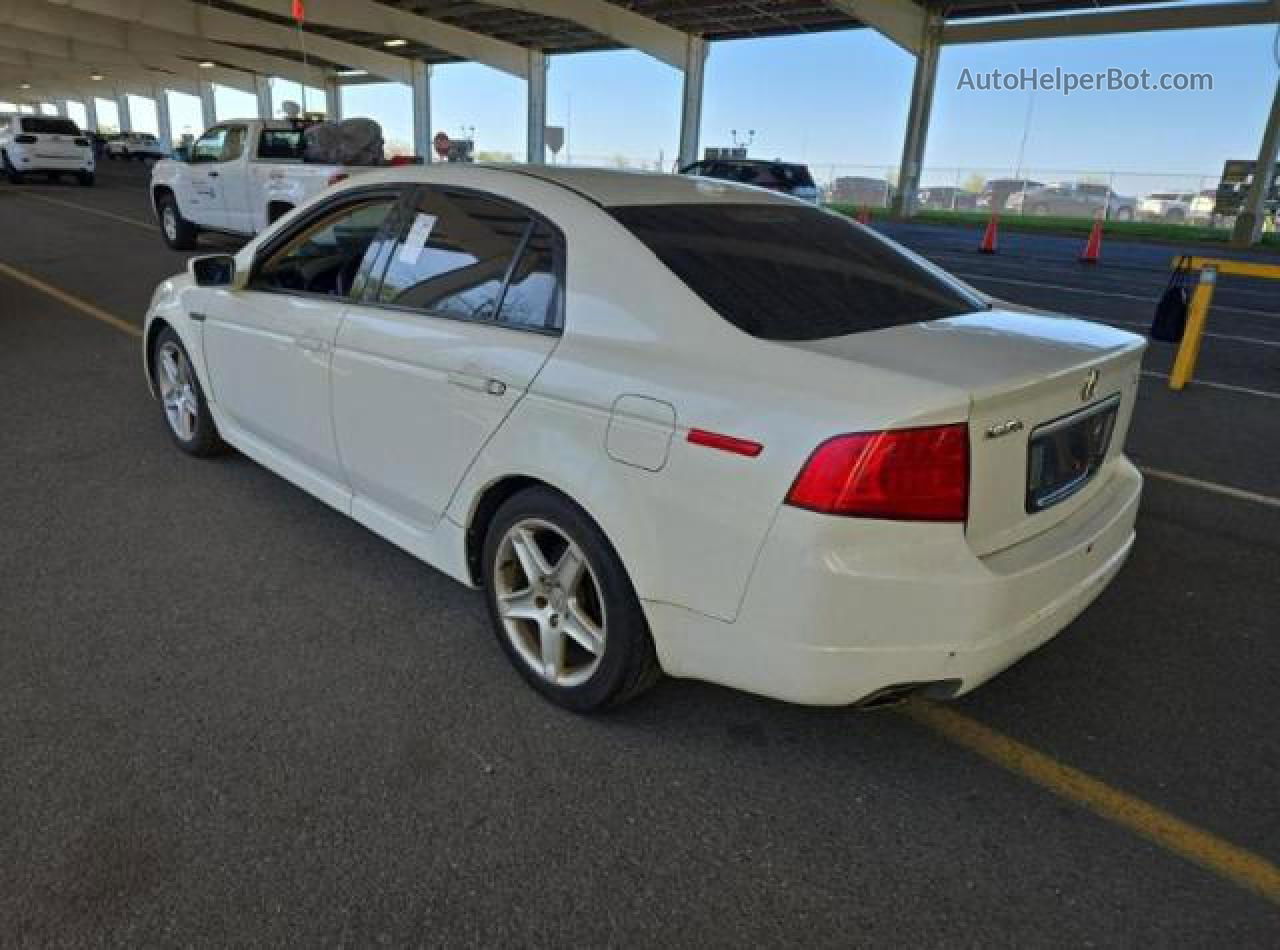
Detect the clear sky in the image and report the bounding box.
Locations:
[80,19,1278,194]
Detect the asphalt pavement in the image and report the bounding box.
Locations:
[1,162,1277,945]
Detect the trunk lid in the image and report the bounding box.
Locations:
[792,308,1145,556]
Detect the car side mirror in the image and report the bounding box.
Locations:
[189,254,238,288]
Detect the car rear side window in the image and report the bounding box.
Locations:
[374,189,560,330]
[258,129,306,160]
[21,117,79,135]
[611,203,983,341]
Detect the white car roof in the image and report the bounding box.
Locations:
[347,163,795,208]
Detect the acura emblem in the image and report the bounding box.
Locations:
[1081,369,1099,402]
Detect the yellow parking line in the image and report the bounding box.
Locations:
[15,191,153,231]
[0,260,142,338]
[902,700,1280,905]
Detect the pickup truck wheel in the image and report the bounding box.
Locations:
[77,172,95,187]
[158,194,198,250]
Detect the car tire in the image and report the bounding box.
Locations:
[2,151,23,184]
[157,193,199,250]
[151,327,223,457]
[482,486,661,712]
[76,172,95,187]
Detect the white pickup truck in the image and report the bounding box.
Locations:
[150,119,380,250]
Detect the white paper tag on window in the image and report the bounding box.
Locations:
[398,212,437,264]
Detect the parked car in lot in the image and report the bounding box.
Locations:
[975,178,1042,212]
[1007,182,1136,220]
[1137,192,1196,222]
[679,157,819,202]
[143,166,1144,711]
[0,114,95,185]
[826,175,894,207]
[150,118,381,249]
[917,186,977,211]
[105,132,168,161]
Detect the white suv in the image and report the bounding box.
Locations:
[105,132,168,162]
[0,114,95,185]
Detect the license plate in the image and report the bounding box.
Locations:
[1026,395,1120,513]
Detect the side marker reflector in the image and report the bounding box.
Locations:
[687,428,763,458]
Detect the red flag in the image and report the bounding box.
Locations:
[291,0,305,22]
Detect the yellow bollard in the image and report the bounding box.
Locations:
[1168,266,1217,391]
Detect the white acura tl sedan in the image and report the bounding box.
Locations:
[143,165,1144,711]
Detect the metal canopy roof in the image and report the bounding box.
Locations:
[207,0,1209,73]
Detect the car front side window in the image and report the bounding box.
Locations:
[190,128,228,163]
[374,188,543,325]
[252,197,400,300]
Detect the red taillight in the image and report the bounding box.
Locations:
[785,424,969,522]
[327,172,349,186]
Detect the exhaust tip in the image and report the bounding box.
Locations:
[856,679,963,709]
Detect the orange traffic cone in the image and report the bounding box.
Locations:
[978,212,998,253]
[1080,216,1103,263]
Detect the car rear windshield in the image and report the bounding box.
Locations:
[612,203,983,341]
[21,117,80,135]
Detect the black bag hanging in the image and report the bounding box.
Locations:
[1150,256,1193,343]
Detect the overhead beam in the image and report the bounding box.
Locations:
[942,1,1280,44]
[0,2,330,89]
[225,0,532,79]
[0,33,258,95]
[0,42,254,95]
[827,0,925,54]
[474,0,690,70]
[0,63,201,98]
[42,0,413,83]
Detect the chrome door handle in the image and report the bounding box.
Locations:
[448,372,506,396]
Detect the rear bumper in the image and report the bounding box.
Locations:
[649,458,1142,706]
[9,150,93,172]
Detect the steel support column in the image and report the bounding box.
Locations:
[891,15,943,218]
[153,86,173,150]
[677,35,708,169]
[254,75,273,120]
[199,80,217,129]
[412,62,432,162]
[526,50,547,164]
[324,77,341,120]
[1230,76,1280,247]
[84,95,98,133]
[116,91,132,133]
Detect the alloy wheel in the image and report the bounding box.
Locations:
[156,341,199,441]
[493,518,607,688]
